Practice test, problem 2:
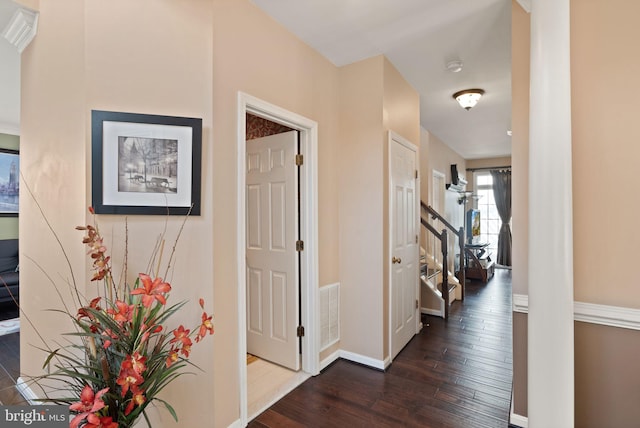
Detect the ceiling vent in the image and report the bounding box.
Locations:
[2,8,39,53]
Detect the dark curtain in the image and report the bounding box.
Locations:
[490,169,512,266]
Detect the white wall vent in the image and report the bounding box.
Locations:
[320,282,339,351]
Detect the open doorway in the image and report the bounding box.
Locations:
[237,93,319,425]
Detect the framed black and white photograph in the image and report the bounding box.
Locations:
[91,110,202,215]
[0,149,19,216]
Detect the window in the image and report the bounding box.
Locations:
[474,172,500,258]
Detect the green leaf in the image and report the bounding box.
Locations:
[155,397,179,422]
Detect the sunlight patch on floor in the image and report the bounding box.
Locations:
[247,357,309,420]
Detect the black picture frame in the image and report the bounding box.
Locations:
[91,110,202,215]
[0,148,19,217]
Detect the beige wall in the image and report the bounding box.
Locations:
[21,1,215,426]
[419,128,430,206]
[337,56,385,361]
[427,132,466,186]
[511,0,530,417]
[575,322,640,427]
[426,131,466,231]
[465,157,511,171]
[571,0,640,308]
[18,0,421,426]
[570,0,640,424]
[337,55,420,362]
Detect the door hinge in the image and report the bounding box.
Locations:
[297,325,305,337]
[415,169,419,179]
[416,299,419,309]
[296,240,304,252]
[295,154,304,166]
[415,235,419,244]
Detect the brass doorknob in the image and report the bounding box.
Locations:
[392,256,402,264]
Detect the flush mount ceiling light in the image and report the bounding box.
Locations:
[452,89,485,110]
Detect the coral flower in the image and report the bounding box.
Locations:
[130,273,171,307]
[69,385,109,428]
[170,325,191,346]
[166,348,179,368]
[125,386,147,416]
[107,300,135,324]
[116,365,144,397]
[128,351,147,375]
[140,324,163,344]
[83,414,119,428]
[196,312,214,343]
[77,297,102,320]
[180,343,192,357]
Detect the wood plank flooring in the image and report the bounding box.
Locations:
[249,269,513,428]
[0,332,28,405]
[0,271,513,426]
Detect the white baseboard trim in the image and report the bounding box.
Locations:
[510,412,528,427]
[227,419,243,428]
[512,294,640,331]
[420,307,442,317]
[339,350,388,370]
[16,377,38,405]
[512,294,529,314]
[320,349,341,371]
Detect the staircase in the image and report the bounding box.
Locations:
[419,253,458,318]
[419,202,465,320]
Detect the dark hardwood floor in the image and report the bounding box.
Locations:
[250,269,513,428]
[0,271,514,425]
[0,300,25,405]
[0,332,28,405]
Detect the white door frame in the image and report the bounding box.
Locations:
[388,130,420,361]
[237,92,319,426]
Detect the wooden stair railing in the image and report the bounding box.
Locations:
[420,215,450,319]
[421,201,466,301]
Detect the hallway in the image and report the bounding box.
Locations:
[249,269,513,427]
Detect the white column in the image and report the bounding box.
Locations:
[528,0,574,426]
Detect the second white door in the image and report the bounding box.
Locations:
[389,132,419,360]
[246,130,300,371]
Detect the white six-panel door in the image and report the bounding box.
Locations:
[246,131,300,371]
[389,132,419,360]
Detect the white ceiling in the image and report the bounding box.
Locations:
[251,0,512,159]
[0,1,512,159]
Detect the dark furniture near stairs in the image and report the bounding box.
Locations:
[0,239,19,304]
[465,243,495,283]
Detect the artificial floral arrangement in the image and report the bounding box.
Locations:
[31,207,213,428]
